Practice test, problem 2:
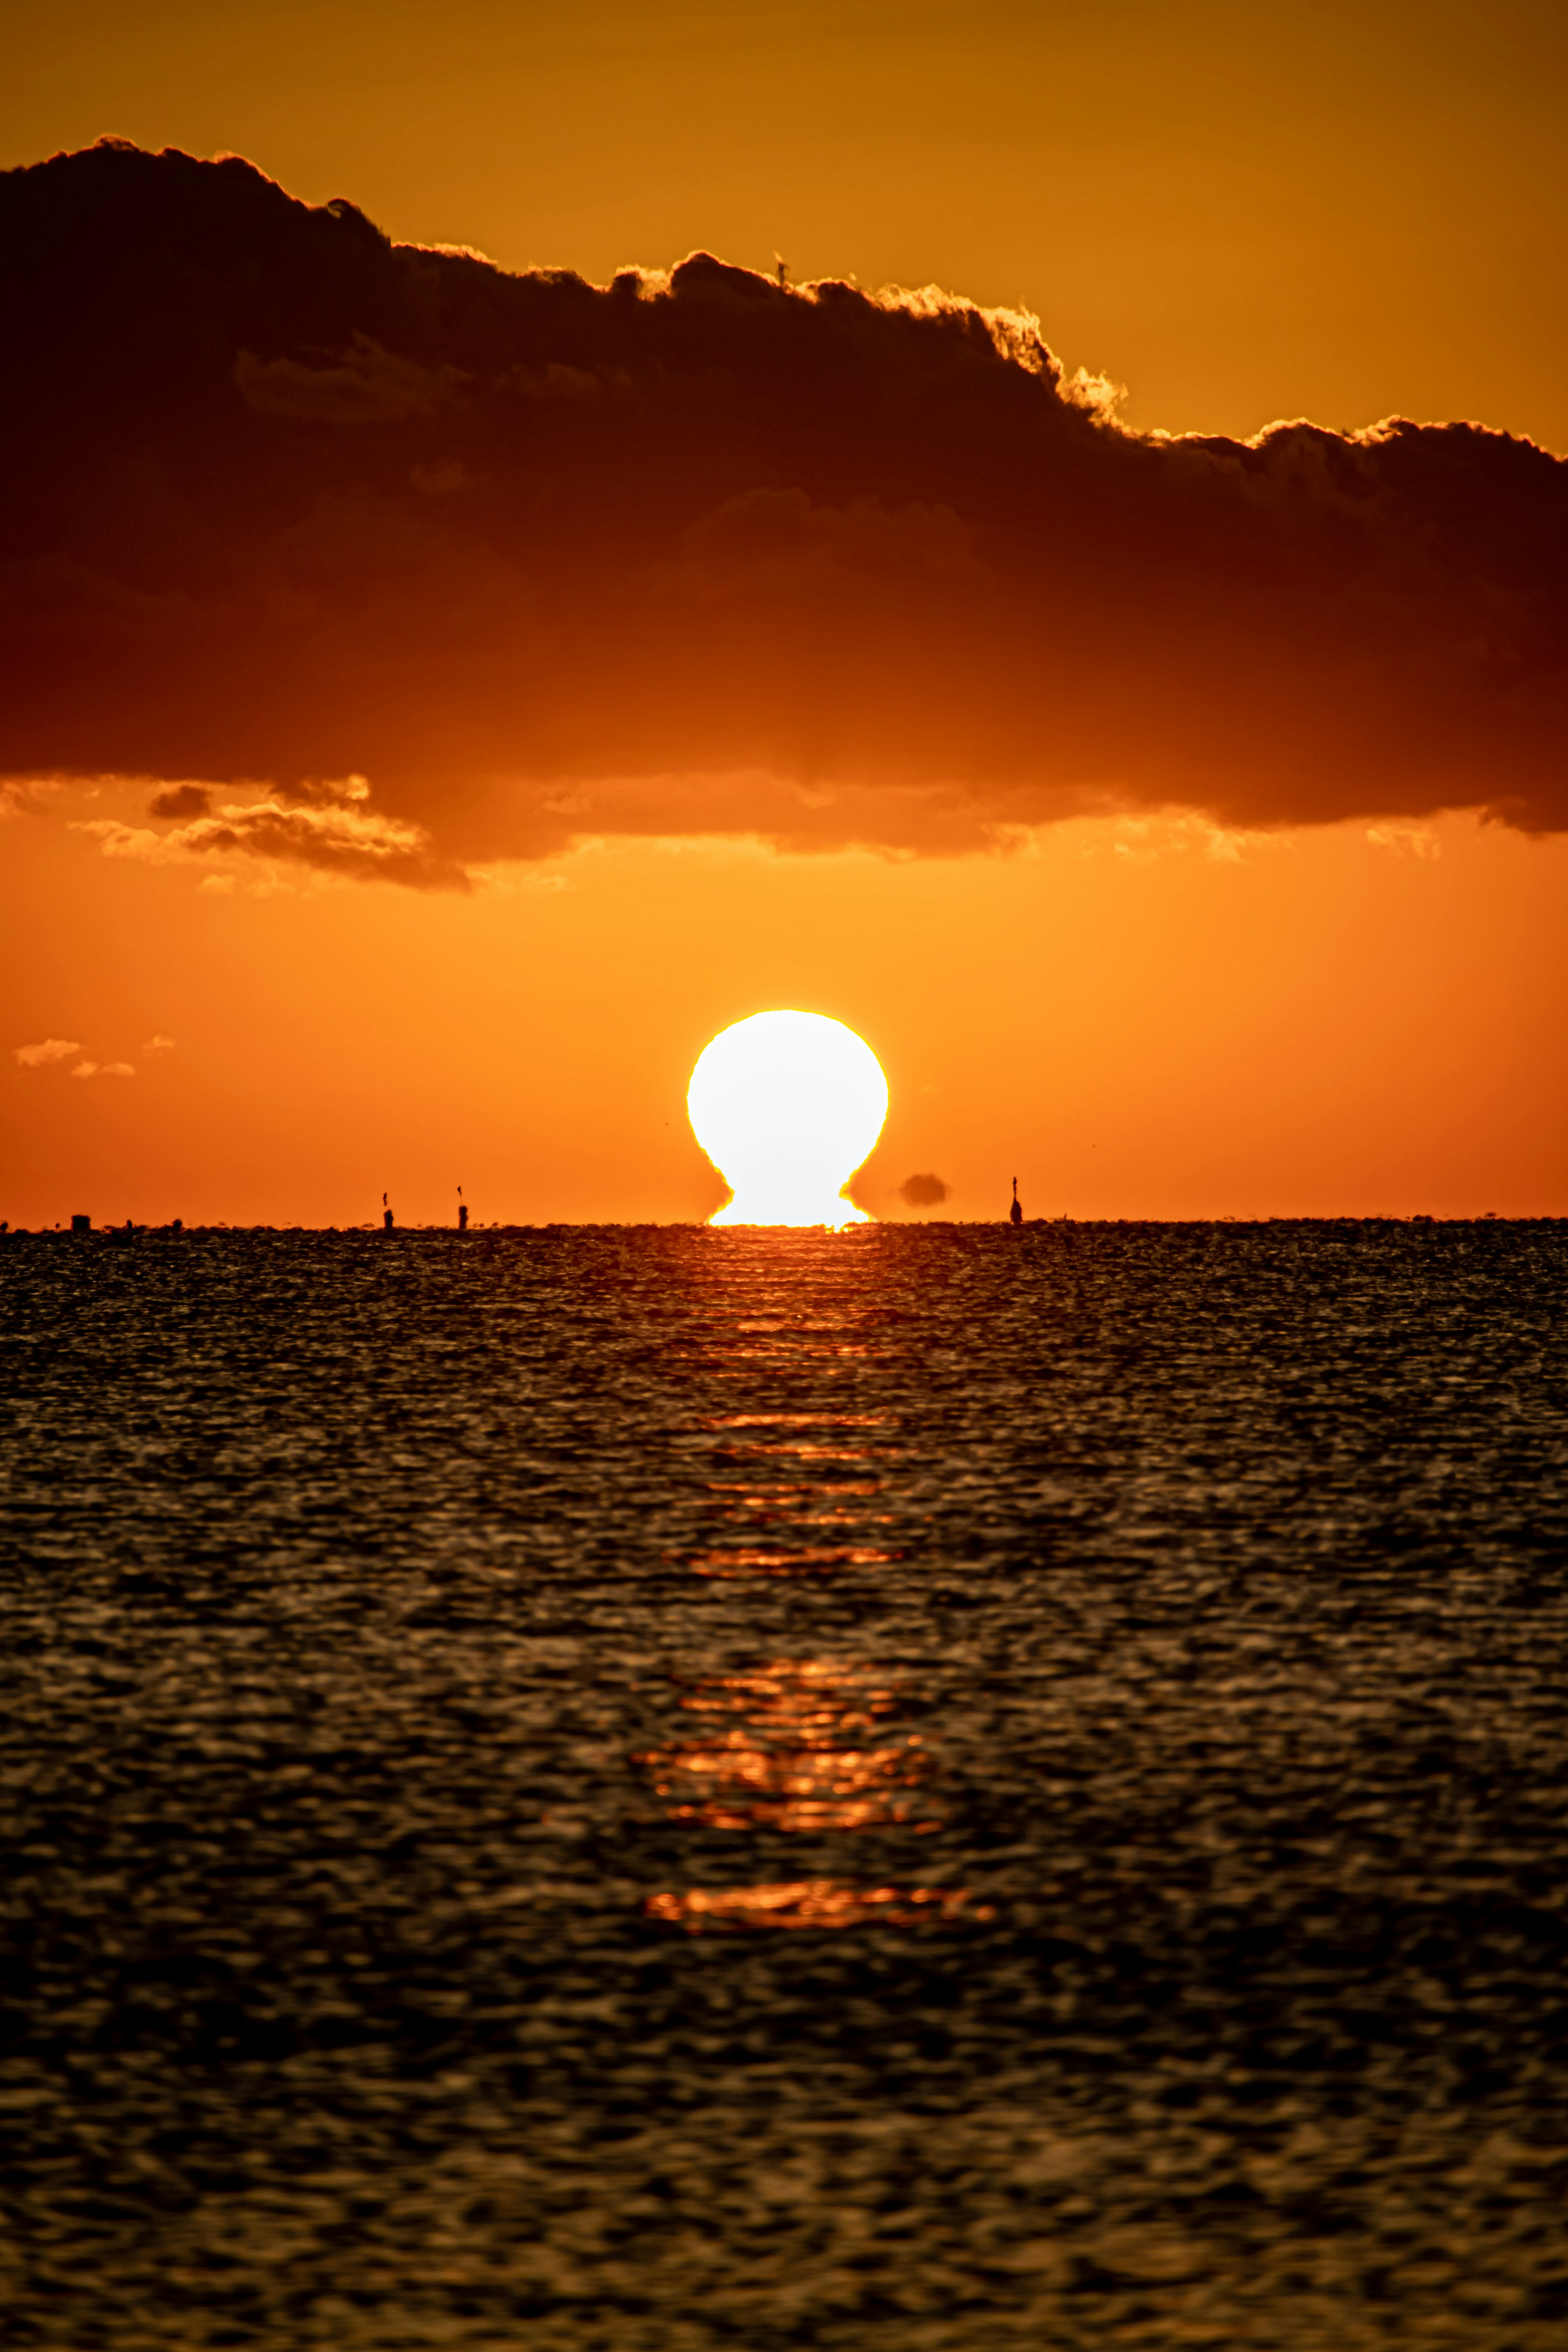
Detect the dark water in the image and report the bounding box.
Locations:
[3,1221,1567,2349]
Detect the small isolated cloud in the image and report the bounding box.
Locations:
[148,783,212,819]
[899,1172,951,1207]
[14,1037,82,1067]
[142,1033,176,1051]
[70,1060,98,1079]
[70,1060,136,1079]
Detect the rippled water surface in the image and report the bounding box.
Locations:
[3,1221,1567,2348]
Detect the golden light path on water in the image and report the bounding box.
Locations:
[687,1009,889,1229]
[637,1236,984,1937]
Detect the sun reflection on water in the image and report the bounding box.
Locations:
[644,1881,991,1933]
[642,1231,980,1933]
[636,1659,938,1833]
[684,1546,895,1578]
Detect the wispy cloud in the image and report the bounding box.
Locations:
[70,1060,136,1080]
[13,1037,81,1067]
[1094,815,1291,866]
[142,1033,176,1051]
[1366,823,1442,859]
[77,786,467,891]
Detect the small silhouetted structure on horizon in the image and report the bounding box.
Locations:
[1010,1178,1022,1226]
[71,1213,90,1236]
[383,1190,394,1232]
[458,1184,468,1233]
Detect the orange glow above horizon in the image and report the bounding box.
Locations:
[4,808,1568,1230]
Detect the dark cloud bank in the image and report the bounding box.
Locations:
[4,140,1567,880]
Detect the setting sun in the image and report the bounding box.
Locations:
[687,1010,889,1228]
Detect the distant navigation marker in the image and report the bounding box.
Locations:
[71,1213,90,1236]
[383,1190,394,1232]
[1010,1177,1022,1227]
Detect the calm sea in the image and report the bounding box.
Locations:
[3,1222,1566,2348]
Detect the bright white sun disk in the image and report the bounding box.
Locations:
[688,1011,889,1228]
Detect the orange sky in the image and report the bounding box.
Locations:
[4,3,1567,1225]
[10,0,1568,450]
[6,791,1566,1227]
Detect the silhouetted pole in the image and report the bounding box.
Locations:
[383,1190,394,1232]
[458,1184,468,1233]
[1010,1177,1022,1227]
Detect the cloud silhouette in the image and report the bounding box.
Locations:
[3,138,1567,879]
[898,1173,951,1207]
[234,334,461,425]
[147,784,212,819]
